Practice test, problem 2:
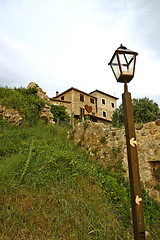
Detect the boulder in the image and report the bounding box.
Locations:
[0,105,22,125]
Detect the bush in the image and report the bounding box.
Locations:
[50,104,70,123]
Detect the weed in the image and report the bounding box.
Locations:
[114,159,126,173]
[69,129,76,140]
[92,146,99,157]
[154,184,160,191]
[100,136,106,143]
[83,121,89,130]
[117,147,121,153]
[19,139,34,184]
[112,148,117,157]
[112,147,121,158]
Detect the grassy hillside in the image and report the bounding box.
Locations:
[0,87,160,239]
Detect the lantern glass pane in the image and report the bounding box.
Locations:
[118,53,135,76]
[111,54,121,79]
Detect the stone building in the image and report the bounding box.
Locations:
[50,87,118,123]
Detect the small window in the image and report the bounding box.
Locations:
[61,96,64,100]
[111,102,115,108]
[102,99,105,105]
[92,112,95,116]
[80,94,84,102]
[103,111,106,118]
[80,108,85,116]
[90,98,94,104]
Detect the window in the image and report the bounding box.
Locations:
[111,102,115,108]
[80,94,84,102]
[92,112,95,116]
[80,108,85,116]
[61,96,64,100]
[103,111,107,118]
[90,98,94,104]
[102,99,105,105]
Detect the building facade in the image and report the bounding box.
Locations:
[89,90,117,122]
[50,87,118,123]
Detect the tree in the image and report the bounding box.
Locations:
[112,97,160,128]
[50,105,70,123]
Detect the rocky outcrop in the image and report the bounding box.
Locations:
[27,82,50,102]
[68,120,160,202]
[27,82,55,125]
[0,105,22,125]
[40,104,55,125]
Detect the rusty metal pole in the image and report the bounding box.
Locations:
[122,83,145,240]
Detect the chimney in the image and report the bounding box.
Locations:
[56,91,59,97]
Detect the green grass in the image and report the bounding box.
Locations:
[0,119,160,239]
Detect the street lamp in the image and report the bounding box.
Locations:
[108,44,145,240]
[108,44,138,83]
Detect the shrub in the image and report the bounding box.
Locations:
[100,136,106,143]
[50,105,70,123]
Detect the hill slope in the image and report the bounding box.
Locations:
[0,121,126,239]
[0,121,160,239]
[0,86,160,239]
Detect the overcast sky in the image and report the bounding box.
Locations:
[0,0,160,106]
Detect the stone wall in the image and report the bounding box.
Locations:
[68,120,160,202]
[39,104,55,125]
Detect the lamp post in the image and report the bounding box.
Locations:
[108,44,145,240]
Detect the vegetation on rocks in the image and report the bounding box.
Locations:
[0,86,45,125]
